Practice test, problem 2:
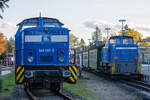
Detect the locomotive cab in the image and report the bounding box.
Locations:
[102,36,140,75]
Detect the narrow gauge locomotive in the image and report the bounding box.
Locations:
[74,36,141,76]
[15,17,78,91]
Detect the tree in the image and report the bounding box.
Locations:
[0,33,7,56]
[124,29,142,44]
[118,24,142,44]
[103,37,107,44]
[0,52,5,64]
[69,33,79,48]
[92,26,102,42]
[7,37,15,53]
[103,25,142,44]
[79,38,85,47]
[0,0,10,19]
[124,24,131,31]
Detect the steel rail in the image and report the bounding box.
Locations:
[25,88,73,100]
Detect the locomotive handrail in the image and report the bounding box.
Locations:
[15,17,64,38]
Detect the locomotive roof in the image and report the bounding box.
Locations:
[17,17,64,27]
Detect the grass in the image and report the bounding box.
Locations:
[63,77,99,100]
[0,72,15,98]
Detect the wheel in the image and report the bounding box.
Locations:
[137,74,142,81]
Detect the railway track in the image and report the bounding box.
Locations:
[121,79,150,93]
[25,88,72,100]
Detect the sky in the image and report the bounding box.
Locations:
[0,0,150,44]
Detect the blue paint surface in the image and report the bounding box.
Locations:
[102,36,138,62]
[15,17,70,66]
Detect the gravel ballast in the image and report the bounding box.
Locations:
[83,71,140,100]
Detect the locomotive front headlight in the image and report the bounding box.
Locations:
[28,56,33,62]
[59,56,64,62]
[25,71,33,78]
[63,70,71,77]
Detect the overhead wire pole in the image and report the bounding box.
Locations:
[88,39,91,46]
[119,19,126,43]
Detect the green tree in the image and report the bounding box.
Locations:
[79,38,85,47]
[7,37,15,53]
[92,26,102,43]
[124,24,131,31]
[0,0,10,19]
[69,33,79,48]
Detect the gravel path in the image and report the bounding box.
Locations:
[83,72,140,100]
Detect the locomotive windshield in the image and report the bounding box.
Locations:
[109,36,134,44]
[24,30,68,43]
[109,38,120,44]
[123,38,133,44]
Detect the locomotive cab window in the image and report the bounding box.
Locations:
[109,36,134,44]
[109,37,120,44]
[123,37,134,44]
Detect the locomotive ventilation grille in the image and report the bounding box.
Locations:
[40,56,53,62]
[119,49,135,60]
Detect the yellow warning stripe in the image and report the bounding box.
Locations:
[72,65,77,73]
[138,63,141,74]
[112,62,115,75]
[16,66,21,74]
[69,66,77,80]
[69,76,75,82]
[16,67,24,81]
[19,75,24,83]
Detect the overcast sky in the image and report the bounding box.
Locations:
[0,0,150,44]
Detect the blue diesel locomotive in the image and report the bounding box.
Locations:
[101,36,141,75]
[15,17,77,91]
[75,36,141,77]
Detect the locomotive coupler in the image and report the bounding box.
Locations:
[44,79,50,88]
